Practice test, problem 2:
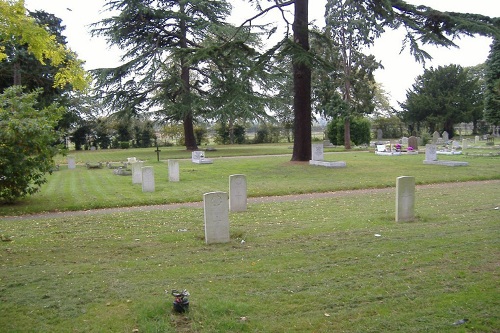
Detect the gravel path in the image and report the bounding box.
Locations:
[3,180,498,221]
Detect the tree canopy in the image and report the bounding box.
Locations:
[0,0,90,90]
[401,64,483,137]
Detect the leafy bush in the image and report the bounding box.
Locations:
[0,87,64,203]
[326,117,371,146]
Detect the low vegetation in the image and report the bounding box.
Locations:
[1,180,498,332]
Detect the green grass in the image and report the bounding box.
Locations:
[1,181,498,332]
[1,146,499,216]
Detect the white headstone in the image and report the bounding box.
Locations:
[462,139,468,149]
[131,161,144,184]
[432,131,440,144]
[141,166,155,192]
[311,144,324,161]
[442,131,449,142]
[396,176,415,222]
[401,137,409,146]
[475,136,480,144]
[127,157,137,163]
[425,144,437,161]
[229,174,247,212]
[67,155,76,169]
[168,160,180,182]
[203,192,230,244]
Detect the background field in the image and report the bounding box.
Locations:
[1,145,499,332]
[1,180,498,332]
[1,145,499,216]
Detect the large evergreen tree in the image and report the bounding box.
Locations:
[241,0,499,160]
[92,0,232,151]
[401,64,482,137]
[484,38,500,126]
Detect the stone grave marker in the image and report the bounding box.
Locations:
[432,131,440,144]
[408,136,418,150]
[67,155,76,169]
[424,144,437,161]
[311,143,324,161]
[396,176,415,222]
[401,137,409,146]
[127,157,137,164]
[475,136,479,144]
[442,131,449,143]
[131,161,144,184]
[229,174,247,212]
[192,151,213,164]
[377,129,383,141]
[462,139,468,149]
[141,166,155,192]
[204,191,230,244]
[168,159,180,182]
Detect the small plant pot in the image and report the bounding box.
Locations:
[173,299,189,313]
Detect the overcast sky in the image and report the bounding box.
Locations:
[24,0,499,108]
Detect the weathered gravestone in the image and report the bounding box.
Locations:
[168,159,180,182]
[67,155,76,170]
[423,144,468,166]
[192,151,213,164]
[141,166,155,192]
[475,136,480,144]
[131,161,144,184]
[229,174,247,212]
[377,129,383,141]
[442,131,449,143]
[424,144,437,162]
[408,136,418,150]
[309,144,347,167]
[396,176,415,222]
[432,131,440,144]
[311,143,324,161]
[204,192,230,244]
[401,137,409,146]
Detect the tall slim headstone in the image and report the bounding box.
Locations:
[168,159,180,182]
[229,174,247,212]
[442,131,449,143]
[425,144,437,162]
[377,129,383,141]
[432,131,440,144]
[311,143,324,161]
[131,161,144,184]
[67,155,76,169]
[141,166,155,192]
[396,176,415,222]
[204,192,230,244]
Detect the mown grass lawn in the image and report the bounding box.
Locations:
[0,180,498,332]
[1,146,499,216]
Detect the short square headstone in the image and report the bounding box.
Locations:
[425,144,437,162]
[396,176,415,222]
[67,155,76,169]
[401,137,409,146]
[311,143,324,161]
[204,192,230,244]
[408,136,418,150]
[229,174,247,212]
[132,161,144,184]
[127,157,137,163]
[141,166,155,192]
[168,159,180,182]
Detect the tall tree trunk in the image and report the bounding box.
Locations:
[344,117,351,149]
[180,3,198,151]
[13,61,21,86]
[291,0,311,161]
